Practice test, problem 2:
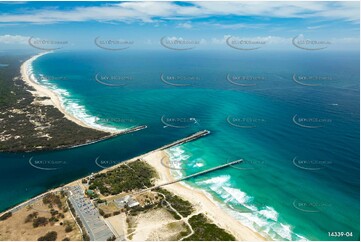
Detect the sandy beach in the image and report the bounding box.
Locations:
[0,141,266,240]
[143,150,266,241]
[18,53,265,240]
[20,52,119,134]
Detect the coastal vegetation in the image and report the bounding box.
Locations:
[32,217,48,228]
[43,193,63,209]
[85,159,237,241]
[182,214,236,241]
[0,211,12,221]
[0,54,111,152]
[88,160,156,195]
[24,211,38,223]
[156,188,193,219]
[22,193,68,228]
[126,201,160,217]
[0,191,81,241]
[37,231,57,241]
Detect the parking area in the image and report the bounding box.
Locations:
[68,185,114,241]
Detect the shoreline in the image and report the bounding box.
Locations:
[16,53,265,240]
[0,146,266,241]
[143,150,266,241]
[0,131,185,215]
[20,52,120,134]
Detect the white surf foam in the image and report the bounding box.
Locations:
[154,106,308,241]
[29,64,121,133]
[166,146,206,179]
[192,166,308,241]
[259,206,278,221]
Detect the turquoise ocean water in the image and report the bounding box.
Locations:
[0,50,359,240]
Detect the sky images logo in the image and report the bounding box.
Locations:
[28,157,67,171]
[28,37,68,51]
[228,159,264,170]
[161,115,199,128]
[160,36,200,50]
[94,36,134,51]
[292,114,332,129]
[95,73,133,86]
[292,74,333,87]
[160,73,199,87]
[292,34,331,50]
[227,116,266,129]
[293,200,332,213]
[226,36,267,50]
[95,156,120,169]
[292,157,333,171]
[226,74,264,87]
[160,156,193,172]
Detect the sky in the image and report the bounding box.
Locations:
[0,1,359,51]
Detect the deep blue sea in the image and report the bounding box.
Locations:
[0,50,359,240]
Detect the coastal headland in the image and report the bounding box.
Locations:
[0,52,146,152]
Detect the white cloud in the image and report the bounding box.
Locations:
[211,35,231,45]
[211,35,291,45]
[331,37,360,45]
[307,25,325,30]
[193,1,359,22]
[0,1,358,24]
[0,34,29,44]
[206,23,267,30]
[177,22,193,29]
[0,1,27,4]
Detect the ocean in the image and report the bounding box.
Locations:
[0,49,359,240]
